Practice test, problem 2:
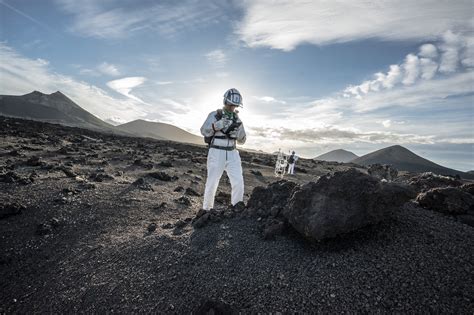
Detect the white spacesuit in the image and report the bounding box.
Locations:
[200,88,246,210]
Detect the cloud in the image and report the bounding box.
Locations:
[156,81,173,85]
[439,31,462,73]
[419,44,438,58]
[0,43,149,122]
[236,0,473,51]
[254,96,286,104]
[381,120,391,128]
[205,49,228,68]
[402,54,420,85]
[251,126,435,145]
[106,77,147,103]
[55,0,225,39]
[343,32,472,100]
[98,62,120,76]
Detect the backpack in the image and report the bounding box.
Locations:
[288,155,295,164]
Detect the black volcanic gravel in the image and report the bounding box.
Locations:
[0,116,473,313]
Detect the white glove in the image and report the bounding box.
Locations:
[213,118,231,131]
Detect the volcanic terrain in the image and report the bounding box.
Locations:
[0,116,473,313]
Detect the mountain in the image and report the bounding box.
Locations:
[0,91,204,146]
[0,91,114,131]
[315,149,358,163]
[351,145,473,179]
[115,119,202,145]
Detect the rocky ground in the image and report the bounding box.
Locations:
[0,116,473,313]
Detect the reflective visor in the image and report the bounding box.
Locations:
[230,93,241,104]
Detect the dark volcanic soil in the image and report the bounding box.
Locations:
[0,116,473,313]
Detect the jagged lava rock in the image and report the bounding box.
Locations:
[408,172,462,193]
[416,187,474,214]
[246,180,298,217]
[283,169,416,241]
[367,163,398,181]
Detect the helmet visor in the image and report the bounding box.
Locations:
[229,93,242,105]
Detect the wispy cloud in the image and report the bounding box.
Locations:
[254,96,286,104]
[98,62,120,76]
[106,77,147,103]
[205,49,228,68]
[55,0,225,39]
[236,0,473,51]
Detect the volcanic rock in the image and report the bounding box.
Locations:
[368,163,398,181]
[408,172,462,193]
[59,166,77,178]
[185,187,200,196]
[192,209,210,228]
[132,177,154,191]
[246,180,298,217]
[89,172,114,182]
[25,156,44,167]
[416,187,474,214]
[460,183,474,195]
[250,170,263,176]
[148,171,172,181]
[175,196,191,206]
[174,186,184,192]
[283,169,416,240]
[147,223,157,233]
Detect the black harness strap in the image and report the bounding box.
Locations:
[210,144,236,151]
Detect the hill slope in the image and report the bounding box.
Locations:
[315,149,358,163]
[352,145,473,179]
[0,91,113,131]
[115,119,202,145]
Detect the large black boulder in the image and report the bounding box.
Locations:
[283,169,416,241]
[416,187,474,215]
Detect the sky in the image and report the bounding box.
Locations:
[0,0,473,171]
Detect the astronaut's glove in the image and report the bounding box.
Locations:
[213,118,231,131]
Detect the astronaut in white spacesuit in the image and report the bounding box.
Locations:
[200,88,247,210]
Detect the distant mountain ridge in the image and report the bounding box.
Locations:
[115,119,202,145]
[352,145,473,179]
[0,90,203,146]
[0,91,113,131]
[315,149,358,163]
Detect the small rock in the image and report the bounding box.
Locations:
[175,196,191,206]
[185,187,200,196]
[174,219,187,228]
[148,171,172,181]
[174,186,184,192]
[161,223,174,229]
[251,170,263,176]
[147,223,157,232]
